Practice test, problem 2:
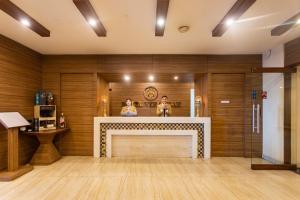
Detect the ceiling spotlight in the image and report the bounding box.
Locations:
[88,18,97,27]
[157,18,165,27]
[226,18,235,26]
[297,19,300,24]
[20,18,30,27]
[148,75,155,81]
[174,76,179,80]
[124,75,131,81]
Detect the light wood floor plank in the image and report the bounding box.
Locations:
[0,156,299,200]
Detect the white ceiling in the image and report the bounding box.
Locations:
[0,0,300,55]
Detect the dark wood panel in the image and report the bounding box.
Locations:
[100,73,194,83]
[207,55,262,73]
[285,37,300,67]
[211,73,245,157]
[0,34,41,170]
[99,55,153,73]
[60,73,96,156]
[284,73,291,164]
[251,164,297,170]
[42,55,98,73]
[153,55,207,73]
[43,54,261,74]
[194,74,209,116]
[252,67,296,73]
[97,75,110,116]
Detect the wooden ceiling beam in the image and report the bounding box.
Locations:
[271,12,300,36]
[0,0,50,37]
[73,0,106,37]
[155,0,169,37]
[212,0,256,37]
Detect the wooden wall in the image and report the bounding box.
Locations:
[97,75,110,116]
[42,54,262,157]
[206,55,263,157]
[109,82,193,116]
[285,37,300,67]
[211,74,245,157]
[0,35,41,170]
[195,74,209,116]
[210,73,263,157]
[60,73,97,155]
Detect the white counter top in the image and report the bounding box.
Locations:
[95,117,210,124]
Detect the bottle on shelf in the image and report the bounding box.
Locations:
[35,92,40,105]
[59,113,65,128]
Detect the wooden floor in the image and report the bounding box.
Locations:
[0,156,300,200]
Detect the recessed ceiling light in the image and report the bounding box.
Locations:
[226,18,235,26]
[148,75,155,81]
[124,75,131,81]
[174,76,179,80]
[20,18,30,27]
[297,19,300,24]
[88,18,97,27]
[157,18,165,27]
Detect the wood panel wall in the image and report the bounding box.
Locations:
[211,74,245,157]
[97,75,110,116]
[195,74,209,116]
[60,73,97,156]
[42,54,262,157]
[285,37,300,67]
[0,35,41,170]
[206,55,262,157]
[109,82,193,116]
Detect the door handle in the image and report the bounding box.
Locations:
[252,104,255,133]
[257,104,260,134]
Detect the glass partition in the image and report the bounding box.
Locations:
[251,72,296,169]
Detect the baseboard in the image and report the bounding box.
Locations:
[262,154,283,164]
[0,164,33,182]
[251,164,297,170]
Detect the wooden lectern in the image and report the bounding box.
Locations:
[0,112,33,181]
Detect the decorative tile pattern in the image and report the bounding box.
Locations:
[99,123,204,158]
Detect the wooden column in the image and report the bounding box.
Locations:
[0,127,33,181]
[8,128,19,171]
[284,73,292,164]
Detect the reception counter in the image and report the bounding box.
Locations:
[94,117,211,159]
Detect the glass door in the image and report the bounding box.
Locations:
[251,72,296,169]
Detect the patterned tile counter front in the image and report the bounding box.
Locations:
[94,117,211,159]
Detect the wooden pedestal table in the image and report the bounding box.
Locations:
[25,128,69,165]
[0,112,33,182]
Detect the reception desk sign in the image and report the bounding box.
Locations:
[122,101,181,108]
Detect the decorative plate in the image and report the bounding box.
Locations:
[144,86,158,101]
